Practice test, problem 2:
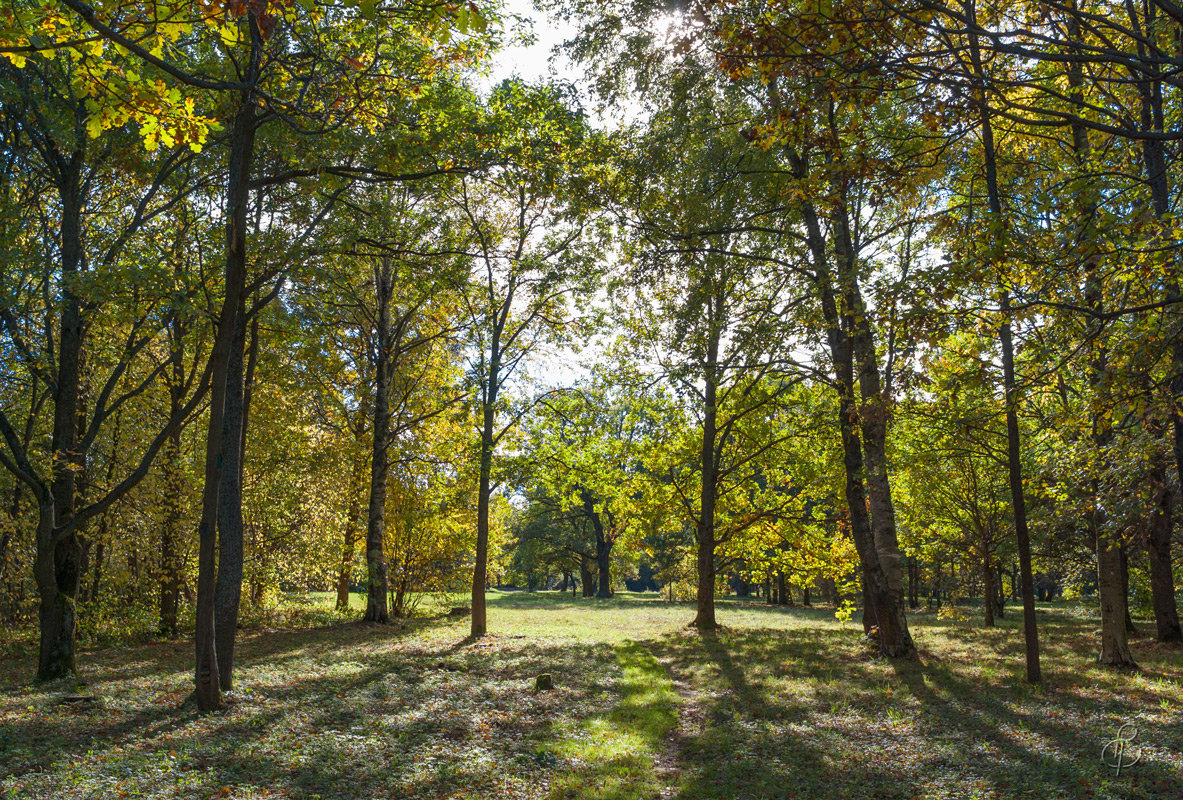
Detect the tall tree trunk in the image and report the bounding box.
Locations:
[37,151,85,682]
[84,406,120,606]
[364,258,393,625]
[1097,537,1136,665]
[194,83,258,711]
[595,533,612,599]
[787,145,912,656]
[693,322,720,631]
[1147,462,1182,642]
[966,2,1041,680]
[214,307,250,690]
[471,400,494,632]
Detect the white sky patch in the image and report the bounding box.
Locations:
[479,0,581,91]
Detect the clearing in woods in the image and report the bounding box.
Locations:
[1,591,1181,800]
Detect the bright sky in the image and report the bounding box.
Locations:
[481,0,581,90]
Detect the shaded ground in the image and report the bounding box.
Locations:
[1,592,1180,799]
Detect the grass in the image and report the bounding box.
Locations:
[1,591,1180,799]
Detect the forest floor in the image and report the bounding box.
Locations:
[1,592,1181,800]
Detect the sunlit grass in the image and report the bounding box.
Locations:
[1,591,1180,799]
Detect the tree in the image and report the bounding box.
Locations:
[452,81,604,637]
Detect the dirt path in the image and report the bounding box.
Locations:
[651,649,706,799]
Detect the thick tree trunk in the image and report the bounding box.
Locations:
[831,186,906,608]
[580,489,613,598]
[776,572,788,606]
[1147,463,1182,642]
[37,154,86,682]
[580,554,594,597]
[364,259,393,625]
[1097,538,1136,666]
[471,403,494,633]
[595,536,611,598]
[214,308,249,690]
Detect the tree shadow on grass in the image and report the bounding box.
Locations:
[1,628,625,799]
[643,626,1182,800]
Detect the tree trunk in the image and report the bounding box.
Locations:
[791,159,911,657]
[907,558,920,609]
[580,555,594,598]
[194,85,258,711]
[214,307,250,690]
[1097,538,1136,666]
[692,308,721,632]
[364,258,393,625]
[1147,463,1182,642]
[982,559,995,628]
[88,537,104,603]
[37,153,86,682]
[159,287,187,636]
[471,400,494,633]
[1120,546,1137,635]
[581,489,613,599]
[776,572,788,606]
[965,6,1041,680]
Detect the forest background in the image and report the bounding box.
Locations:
[1,0,1182,713]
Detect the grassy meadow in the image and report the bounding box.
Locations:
[1,591,1180,799]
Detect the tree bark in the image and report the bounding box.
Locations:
[693,321,720,631]
[786,144,912,657]
[965,2,1041,681]
[194,83,258,711]
[1147,463,1182,642]
[214,307,250,690]
[36,151,86,681]
[580,554,594,598]
[1097,537,1136,666]
[364,258,393,624]
[580,489,614,599]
